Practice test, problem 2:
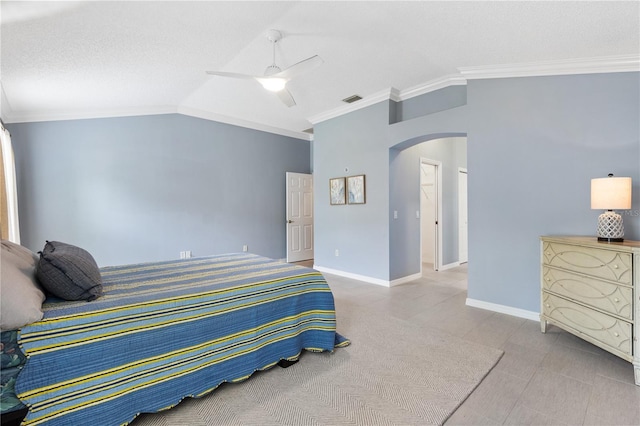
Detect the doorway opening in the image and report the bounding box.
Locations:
[389,133,467,283]
[420,159,441,271]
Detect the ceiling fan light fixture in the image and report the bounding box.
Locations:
[259,78,287,92]
[205,29,322,106]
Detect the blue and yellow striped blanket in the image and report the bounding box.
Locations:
[17,253,347,425]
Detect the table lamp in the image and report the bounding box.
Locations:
[591,174,632,242]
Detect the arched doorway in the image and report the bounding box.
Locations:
[389,134,467,279]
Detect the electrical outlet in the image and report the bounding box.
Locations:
[335,249,339,257]
[242,245,248,252]
[180,251,192,259]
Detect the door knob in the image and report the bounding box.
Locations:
[286,220,293,224]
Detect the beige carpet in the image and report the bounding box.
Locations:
[131,305,503,426]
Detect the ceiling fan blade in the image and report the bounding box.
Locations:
[276,88,296,107]
[205,71,258,81]
[274,55,323,80]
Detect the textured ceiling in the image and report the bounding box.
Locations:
[1,1,639,138]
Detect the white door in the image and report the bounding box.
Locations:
[420,159,441,271]
[458,169,468,264]
[286,172,314,262]
[420,164,436,265]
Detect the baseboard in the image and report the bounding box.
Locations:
[314,265,421,287]
[389,272,423,287]
[438,261,461,271]
[314,266,540,321]
[465,298,539,321]
[314,265,391,286]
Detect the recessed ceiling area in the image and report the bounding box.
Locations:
[1,1,638,139]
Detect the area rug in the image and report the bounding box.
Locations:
[132,305,503,426]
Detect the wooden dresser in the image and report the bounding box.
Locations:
[540,236,639,386]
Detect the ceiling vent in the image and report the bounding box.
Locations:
[342,94,362,104]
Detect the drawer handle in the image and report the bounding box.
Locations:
[614,298,620,303]
[546,278,551,281]
[614,332,619,337]
[613,264,619,269]
[545,304,550,308]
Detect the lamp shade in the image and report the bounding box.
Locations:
[591,176,632,210]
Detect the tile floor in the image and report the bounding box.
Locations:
[311,262,640,426]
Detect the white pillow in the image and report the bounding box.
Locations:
[0,240,46,330]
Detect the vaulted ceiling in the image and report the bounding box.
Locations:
[2,1,639,139]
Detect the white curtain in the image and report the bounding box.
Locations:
[1,125,20,243]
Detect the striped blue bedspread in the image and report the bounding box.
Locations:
[17,253,347,425]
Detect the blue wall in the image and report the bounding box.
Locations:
[9,113,310,266]
[313,101,391,280]
[395,85,467,122]
[315,71,639,316]
[8,71,640,316]
[466,72,640,312]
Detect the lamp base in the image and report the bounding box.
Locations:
[596,210,624,241]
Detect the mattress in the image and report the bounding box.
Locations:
[16,253,346,425]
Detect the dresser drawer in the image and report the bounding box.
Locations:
[542,242,632,285]
[542,267,633,320]
[542,292,632,357]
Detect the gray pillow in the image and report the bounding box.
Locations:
[0,240,46,330]
[37,241,103,301]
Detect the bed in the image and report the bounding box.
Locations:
[0,240,348,425]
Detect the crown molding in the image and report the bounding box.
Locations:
[4,55,636,134]
[177,106,310,141]
[308,88,395,125]
[4,105,177,124]
[307,75,468,125]
[389,87,402,102]
[458,54,640,80]
[307,55,639,126]
[3,103,310,141]
[397,74,468,101]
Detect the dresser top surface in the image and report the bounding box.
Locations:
[541,236,640,251]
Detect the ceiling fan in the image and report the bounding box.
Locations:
[206,29,322,107]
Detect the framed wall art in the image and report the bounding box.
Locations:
[347,175,366,204]
[329,177,346,205]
